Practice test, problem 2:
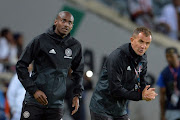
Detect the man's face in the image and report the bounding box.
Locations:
[6,32,13,42]
[130,32,152,56]
[166,53,178,67]
[54,12,74,36]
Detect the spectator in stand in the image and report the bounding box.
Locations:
[0,28,13,72]
[155,0,180,41]
[157,47,180,120]
[128,0,154,29]
[13,33,24,58]
[8,34,18,66]
[152,0,171,16]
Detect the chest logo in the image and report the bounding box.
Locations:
[49,49,56,54]
[127,66,131,71]
[23,111,30,118]
[64,48,72,59]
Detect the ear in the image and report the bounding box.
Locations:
[130,37,134,42]
[70,24,74,30]
[54,19,57,25]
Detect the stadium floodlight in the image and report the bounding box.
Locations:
[86,70,93,78]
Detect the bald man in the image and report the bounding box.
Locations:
[16,11,84,120]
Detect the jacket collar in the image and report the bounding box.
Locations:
[46,25,71,44]
[120,43,147,63]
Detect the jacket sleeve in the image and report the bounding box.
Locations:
[108,52,142,101]
[16,38,39,96]
[71,44,84,97]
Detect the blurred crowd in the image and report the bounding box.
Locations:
[0,0,180,120]
[0,28,24,120]
[99,0,180,41]
[0,28,23,73]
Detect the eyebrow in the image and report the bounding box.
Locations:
[61,18,73,23]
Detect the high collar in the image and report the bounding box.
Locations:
[46,25,71,42]
[129,43,142,63]
[120,43,146,64]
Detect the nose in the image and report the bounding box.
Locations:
[64,22,69,27]
[141,43,146,49]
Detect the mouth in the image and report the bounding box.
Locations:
[138,49,144,54]
[62,28,69,32]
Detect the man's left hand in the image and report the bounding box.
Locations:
[71,96,79,115]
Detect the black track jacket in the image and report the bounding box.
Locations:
[90,43,147,118]
[16,26,84,108]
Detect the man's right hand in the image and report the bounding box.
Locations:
[33,90,48,105]
[142,85,158,101]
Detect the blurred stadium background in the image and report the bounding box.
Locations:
[0,0,180,120]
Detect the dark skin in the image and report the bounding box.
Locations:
[33,11,79,115]
[160,53,179,120]
[0,31,13,62]
[166,53,179,68]
[54,11,74,38]
[173,0,180,7]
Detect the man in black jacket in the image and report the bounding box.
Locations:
[16,11,84,120]
[89,27,158,120]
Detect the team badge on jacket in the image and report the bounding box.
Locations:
[64,48,72,59]
[23,111,30,118]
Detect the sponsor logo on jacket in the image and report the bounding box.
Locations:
[49,49,56,54]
